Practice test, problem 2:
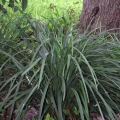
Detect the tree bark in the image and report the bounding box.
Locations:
[78,0,120,38]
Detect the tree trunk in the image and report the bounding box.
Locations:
[78,0,120,38]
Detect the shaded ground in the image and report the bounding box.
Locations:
[0,106,120,120]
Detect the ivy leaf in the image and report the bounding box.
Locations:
[2,0,6,5]
[22,0,28,11]
[0,4,7,14]
[8,0,14,8]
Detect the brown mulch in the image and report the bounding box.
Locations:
[22,107,39,120]
[0,106,120,120]
[0,106,39,120]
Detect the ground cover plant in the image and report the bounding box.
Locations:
[25,0,83,23]
[0,0,83,27]
[0,0,120,120]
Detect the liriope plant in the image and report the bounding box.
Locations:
[0,17,120,120]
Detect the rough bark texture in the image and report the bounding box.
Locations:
[79,0,120,38]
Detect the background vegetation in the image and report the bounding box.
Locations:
[27,0,83,24]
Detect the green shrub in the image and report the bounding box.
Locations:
[0,16,120,120]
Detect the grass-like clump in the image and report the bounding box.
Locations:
[0,0,120,120]
[0,14,120,119]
